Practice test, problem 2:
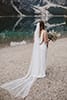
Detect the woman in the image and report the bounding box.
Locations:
[39,21,48,77]
[0,21,48,98]
[39,21,48,47]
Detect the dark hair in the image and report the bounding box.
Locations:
[40,21,45,31]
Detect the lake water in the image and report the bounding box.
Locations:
[0,16,67,44]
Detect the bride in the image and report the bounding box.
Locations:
[0,21,48,98]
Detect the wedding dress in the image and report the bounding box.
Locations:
[0,22,47,98]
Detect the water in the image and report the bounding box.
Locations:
[0,16,67,44]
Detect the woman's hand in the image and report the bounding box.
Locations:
[40,42,43,45]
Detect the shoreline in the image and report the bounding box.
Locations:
[0,36,67,49]
[0,39,33,49]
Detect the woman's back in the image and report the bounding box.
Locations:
[39,29,47,45]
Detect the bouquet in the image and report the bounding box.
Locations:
[48,30,61,42]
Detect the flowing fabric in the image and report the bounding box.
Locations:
[0,22,47,98]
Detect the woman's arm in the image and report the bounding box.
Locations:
[43,31,49,47]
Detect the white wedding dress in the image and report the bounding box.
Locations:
[0,22,47,98]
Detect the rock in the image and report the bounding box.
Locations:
[0,88,13,100]
[10,40,26,47]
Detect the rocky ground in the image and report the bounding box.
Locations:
[0,38,67,100]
